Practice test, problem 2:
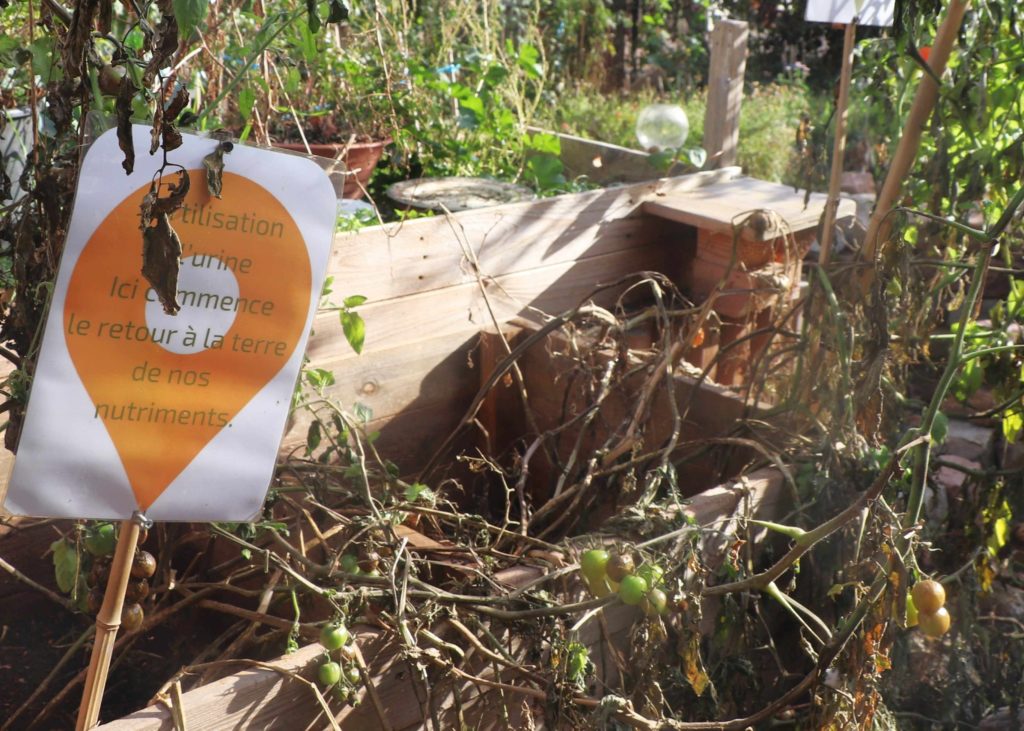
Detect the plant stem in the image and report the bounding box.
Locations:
[194,8,305,128]
[903,183,1024,528]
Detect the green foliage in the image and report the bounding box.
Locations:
[172,0,207,39]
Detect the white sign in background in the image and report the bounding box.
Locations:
[805,0,895,27]
[2,126,336,521]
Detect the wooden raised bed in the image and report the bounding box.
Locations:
[2,167,849,727]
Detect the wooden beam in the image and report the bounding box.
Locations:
[703,19,748,169]
[527,127,670,185]
[642,177,854,241]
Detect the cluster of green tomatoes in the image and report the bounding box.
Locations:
[579,548,669,616]
[317,621,362,690]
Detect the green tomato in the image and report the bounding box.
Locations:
[345,665,361,684]
[340,554,361,575]
[636,563,665,588]
[320,622,350,651]
[580,549,610,584]
[618,575,648,606]
[642,588,668,617]
[318,661,342,686]
[84,523,116,557]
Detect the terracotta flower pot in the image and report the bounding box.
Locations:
[273,138,390,199]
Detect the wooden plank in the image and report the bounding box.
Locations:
[480,324,767,509]
[289,334,479,429]
[325,168,740,304]
[703,19,748,169]
[94,643,325,730]
[309,242,674,358]
[642,177,856,240]
[98,469,787,731]
[526,127,671,185]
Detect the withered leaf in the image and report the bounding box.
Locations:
[142,15,179,87]
[202,141,232,198]
[164,84,190,122]
[150,99,164,156]
[162,124,183,153]
[63,0,101,76]
[142,213,182,315]
[153,84,190,154]
[677,631,711,697]
[140,170,190,226]
[116,76,138,174]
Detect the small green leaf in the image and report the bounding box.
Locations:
[930,411,949,445]
[405,482,434,503]
[1003,408,1023,443]
[305,0,321,32]
[238,87,256,121]
[341,311,365,354]
[525,154,565,191]
[172,0,207,39]
[526,132,560,155]
[342,294,367,308]
[51,538,80,594]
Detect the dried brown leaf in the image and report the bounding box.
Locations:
[142,214,182,315]
[164,85,190,121]
[63,0,100,76]
[142,15,179,87]
[202,142,232,198]
[162,124,183,153]
[116,76,137,174]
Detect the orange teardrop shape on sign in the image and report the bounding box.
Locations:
[63,171,311,510]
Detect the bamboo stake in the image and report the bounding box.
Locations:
[858,0,971,290]
[818,20,857,268]
[76,518,141,730]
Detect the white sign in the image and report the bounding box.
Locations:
[805,0,895,26]
[2,125,336,521]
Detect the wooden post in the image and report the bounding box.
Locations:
[818,20,857,267]
[703,19,748,169]
[77,518,142,730]
[859,0,971,290]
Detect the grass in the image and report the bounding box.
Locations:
[537,80,825,184]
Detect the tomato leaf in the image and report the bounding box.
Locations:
[341,310,365,354]
[172,0,206,39]
[51,538,80,594]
